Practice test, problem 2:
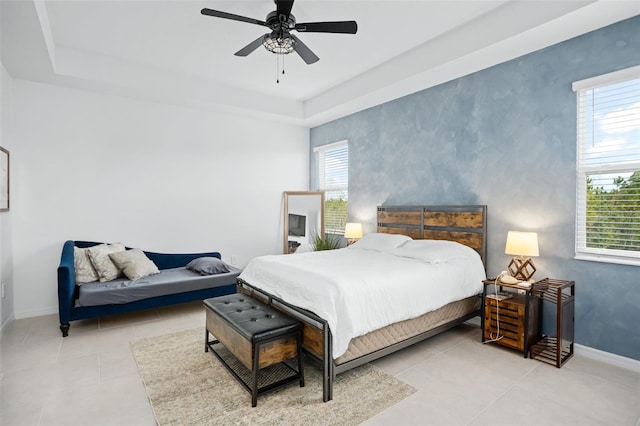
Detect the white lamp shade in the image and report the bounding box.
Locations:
[505,231,539,257]
[344,222,363,239]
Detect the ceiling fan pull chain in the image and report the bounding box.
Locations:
[276,54,286,83]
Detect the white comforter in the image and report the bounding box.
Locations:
[239,242,485,358]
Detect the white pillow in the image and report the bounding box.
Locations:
[109,249,160,280]
[391,239,478,263]
[348,233,412,252]
[74,247,99,284]
[87,243,126,282]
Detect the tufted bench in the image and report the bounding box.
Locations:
[204,294,304,407]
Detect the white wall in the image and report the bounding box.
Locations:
[11,79,309,318]
[0,63,14,329]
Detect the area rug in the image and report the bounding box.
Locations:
[131,328,416,425]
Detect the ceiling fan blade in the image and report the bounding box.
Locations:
[200,8,266,27]
[295,21,358,34]
[234,35,267,57]
[291,34,319,65]
[276,0,294,21]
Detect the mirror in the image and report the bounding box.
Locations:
[283,191,325,254]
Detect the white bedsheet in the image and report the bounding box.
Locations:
[238,247,485,358]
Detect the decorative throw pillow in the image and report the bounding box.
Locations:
[74,247,99,284]
[87,243,126,282]
[109,249,160,280]
[186,257,230,275]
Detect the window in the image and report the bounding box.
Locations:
[314,140,348,235]
[573,65,640,266]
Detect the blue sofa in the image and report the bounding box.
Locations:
[57,240,238,336]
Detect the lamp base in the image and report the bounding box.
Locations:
[508,256,536,281]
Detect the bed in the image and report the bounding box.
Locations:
[237,205,487,401]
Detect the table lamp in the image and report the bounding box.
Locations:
[344,222,363,246]
[504,231,539,281]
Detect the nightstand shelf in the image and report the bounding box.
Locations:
[530,278,575,368]
[530,337,573,366]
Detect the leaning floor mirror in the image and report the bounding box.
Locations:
[283,191,325,254]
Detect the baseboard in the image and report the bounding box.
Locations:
[14,306,58,320]
[575,343,640,373]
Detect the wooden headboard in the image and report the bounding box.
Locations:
[377,205,487,266]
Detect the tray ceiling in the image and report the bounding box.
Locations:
[2,1,638,125]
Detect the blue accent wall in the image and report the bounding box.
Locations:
[311,16,640,360]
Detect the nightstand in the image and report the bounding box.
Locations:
[481,279,541,357]
[530,278,575,368]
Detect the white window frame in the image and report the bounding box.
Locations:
[573,65,640,266]
[314,140,348,235]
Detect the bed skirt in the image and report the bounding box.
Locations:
[335,295,480,365]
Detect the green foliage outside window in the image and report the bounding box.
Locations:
[586,171,640,251]
[325,197,348,234]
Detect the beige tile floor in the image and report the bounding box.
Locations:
[1,302,639,426]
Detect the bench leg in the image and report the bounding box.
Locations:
[252,342,260,407]
[204,329,209,352]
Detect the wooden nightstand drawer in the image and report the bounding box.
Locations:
[483,293,540,354]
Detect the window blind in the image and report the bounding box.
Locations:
[315,141,348,235]
[573,66,640,266]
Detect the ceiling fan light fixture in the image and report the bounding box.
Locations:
[262,32,295,55]
[201,0,357,65]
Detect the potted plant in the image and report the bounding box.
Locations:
[310,233,343,251]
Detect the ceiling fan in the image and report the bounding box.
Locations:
[201,0,358,65]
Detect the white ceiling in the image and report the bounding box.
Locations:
[2,1,639,126]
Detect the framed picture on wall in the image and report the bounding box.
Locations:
[0,146,9,211]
